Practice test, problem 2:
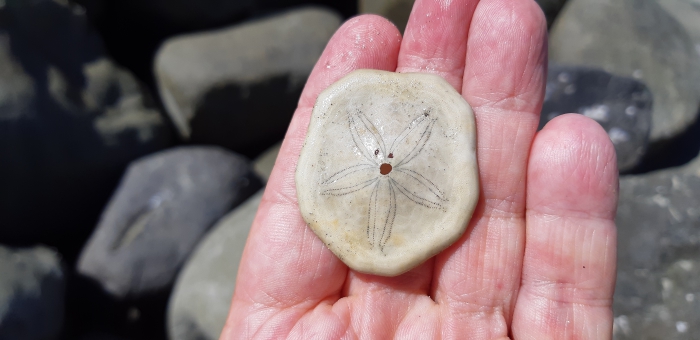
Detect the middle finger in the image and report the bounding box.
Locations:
[396,0,480,91]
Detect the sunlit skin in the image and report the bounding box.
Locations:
[221,0,618,339]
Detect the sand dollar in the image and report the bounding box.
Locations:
[296,69,479,276]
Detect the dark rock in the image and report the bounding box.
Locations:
[77,146,262,298]
[550,0,700,144]
[62,270,170,340]
[77,0,353,31]
[88,0,254,29]
[80,334,130,340]
[168,190,262,340]
[540,64,652,172]
[70,0,356,93]
[154,7,341,158]
[0,0,173,252]
[0,245,65,340]
[614,155,700,339]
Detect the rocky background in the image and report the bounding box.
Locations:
[0,0,698,339]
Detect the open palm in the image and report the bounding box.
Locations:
[221,0,618,338]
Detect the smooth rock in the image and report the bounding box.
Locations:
[77,146,262,298]
[541,64,652,172]
[168,190,263,340]
[614,155,700,339]
[550,0,700,144]
[656,0,700,56]
[253,141,282,183]
[359,0,414,32]
[296,70,479,276]
[0,245,65,340]
[154,7,341,157]
[0,0,173,249]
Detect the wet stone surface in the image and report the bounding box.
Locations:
[296,70,479,276]
[540,64,653,172]
[614,156,700,339]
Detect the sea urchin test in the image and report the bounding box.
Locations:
[296,70,479,276]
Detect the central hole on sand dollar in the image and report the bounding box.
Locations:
[380,163,392,175]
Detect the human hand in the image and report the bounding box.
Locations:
[221,0,618,338]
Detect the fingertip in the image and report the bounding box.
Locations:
[524,0,548,34]
[298,14,402,108]
[348,13,403,34]
[337,13,403,50]
[397,0,479,90]
[529,113,619,219]
[464,0,547,112]
[538,113,618,175]
[517,113,617,338]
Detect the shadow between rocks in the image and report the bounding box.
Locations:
[77,0,357,92]
[61,271,170,340]
[629,105,700,174]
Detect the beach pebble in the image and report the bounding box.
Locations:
[549,0,700,144]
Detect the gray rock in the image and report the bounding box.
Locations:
[77,146,262,298]
[656,0,700,57]
[614,156,700,339]
[154,7,341,157]
[540,64,652,172]
[550,0,700,144]
[359,0,414,32]
[0,0,173,247]
[0,245,65,340]
[168,190,263,340]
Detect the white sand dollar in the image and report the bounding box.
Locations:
[296,69,479,276]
